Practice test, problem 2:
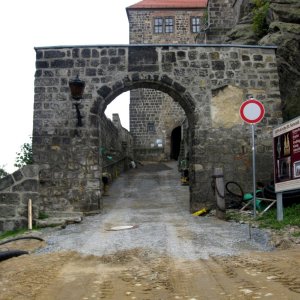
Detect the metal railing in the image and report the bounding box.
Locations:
[102,156,131,181]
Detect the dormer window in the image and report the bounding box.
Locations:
[154,17,174,34]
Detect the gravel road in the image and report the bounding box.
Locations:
[38,161,272,259]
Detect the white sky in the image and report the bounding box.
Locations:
[0,0,137,173]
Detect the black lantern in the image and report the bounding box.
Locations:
[69,75,85,127]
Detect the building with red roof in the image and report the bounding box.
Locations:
[126,0,237,161]
[128,0,208,9]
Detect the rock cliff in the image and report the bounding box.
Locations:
[225,0,300,121]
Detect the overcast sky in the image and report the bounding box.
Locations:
[0,0,137,173]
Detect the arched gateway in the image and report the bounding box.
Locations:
[33,44,281,213]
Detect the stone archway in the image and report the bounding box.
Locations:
[33,44,281,214]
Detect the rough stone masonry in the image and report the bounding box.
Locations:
[33,44,281,213]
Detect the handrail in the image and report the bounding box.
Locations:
[103,156,130,169]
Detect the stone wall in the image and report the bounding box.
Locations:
[130,89,185,161]
[101,113,133,175]
[207,0,237,43]
[0,113,132,232]
[0,165,39,232]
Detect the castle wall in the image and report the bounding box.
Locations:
[32,45,281,212]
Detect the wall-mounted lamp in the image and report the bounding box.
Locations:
[69,74,85,127]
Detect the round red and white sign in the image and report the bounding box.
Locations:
[240,99,265,124]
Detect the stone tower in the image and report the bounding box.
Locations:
[126,0,237,162]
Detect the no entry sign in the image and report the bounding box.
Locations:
[240,99,265,124]
[239,98,265,217]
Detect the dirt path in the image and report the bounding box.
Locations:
[0,246,299,299]
[0,162,299,299]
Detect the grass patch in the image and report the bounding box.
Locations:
[226,204,300,231]
[256,204,300,230]
[38,211,49,220]
[226,210,252,223]
[0,226,40,240]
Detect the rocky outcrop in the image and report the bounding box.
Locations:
[226,0,300,121]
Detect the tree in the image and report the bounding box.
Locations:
[14,138,33,169]
[0,165,8,178]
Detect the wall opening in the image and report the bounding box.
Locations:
[170,126,181,160]
[105,91,130,130]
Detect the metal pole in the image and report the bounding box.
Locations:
[251,124,256,217]
[276,192,283,221]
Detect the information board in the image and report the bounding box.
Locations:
[273,116,300,192]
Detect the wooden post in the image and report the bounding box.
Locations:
[214,168,226,220]
[28,199,32,230]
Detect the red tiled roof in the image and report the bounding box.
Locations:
[128,0,208,9]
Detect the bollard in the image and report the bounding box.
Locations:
[213,168,226,220]
[28,199,32,230]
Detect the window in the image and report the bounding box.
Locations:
[165,17,174,33]
[154,17,174,34]
[191,17,201,33]
[147,122,155,133]
[154,18,163,33]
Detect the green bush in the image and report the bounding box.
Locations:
[252,0,270,37]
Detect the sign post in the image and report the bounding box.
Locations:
[240,98,265,217]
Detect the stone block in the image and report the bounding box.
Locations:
[0,175,14,191]
[0,206,17,218]
[86,68,96,76]
[212,60,225,70]
[21,193,39,205]
[97,85,112,98]
[51,59,74,68]
[128,47,158,66]
[44,50,66,59]
[12,180,38,192]
[81,48,91,58]
[13,170,23,182]
[0,219,16,232]
[36,61,49,69]
[0,193,21,205]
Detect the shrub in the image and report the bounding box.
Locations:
[252,0,270,37]
[14,138,33,169]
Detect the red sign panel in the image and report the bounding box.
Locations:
[273,117,300,192]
